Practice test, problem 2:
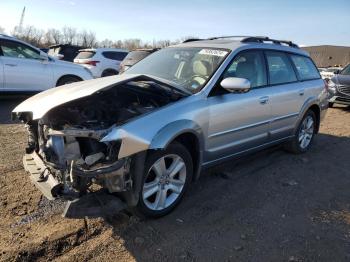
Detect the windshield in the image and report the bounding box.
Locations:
[340,65,350,75]
[125,47,229,93]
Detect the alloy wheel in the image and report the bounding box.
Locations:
[142,154,186,211]
[298,115,314,149]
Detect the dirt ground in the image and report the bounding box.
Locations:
[0,97,350,262]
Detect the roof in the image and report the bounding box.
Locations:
[79,48,129,52]
[174,36,308,56]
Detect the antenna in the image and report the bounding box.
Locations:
[16,6,25,34]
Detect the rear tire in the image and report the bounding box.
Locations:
[132,142,193,218]
[56,76,81,86]
[284,110,316,154]
[101,70,118,77]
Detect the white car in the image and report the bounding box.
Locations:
[320,67,343,80]
[0,34,93,93]
[74,48,128,78]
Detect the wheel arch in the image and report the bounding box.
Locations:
[149,120,205,181]
[102,68,119,76]
[56,74,83,86]
[308,104,321,133]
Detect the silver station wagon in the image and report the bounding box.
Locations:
[12,36,328,218]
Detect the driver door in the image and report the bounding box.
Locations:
[205,50,272,163]
[0,39,53,92]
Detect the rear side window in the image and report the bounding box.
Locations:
[76,51,96,59]
[124,51,150,62]
[265,51,297,85]
[290,55,320,80]
[102,51,128,61]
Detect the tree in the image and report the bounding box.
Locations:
[79,30,97,47]
[44,28,62,46]
[0,26,5,34]
[62,26,77,45]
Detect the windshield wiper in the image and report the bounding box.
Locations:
[136,75,191,96]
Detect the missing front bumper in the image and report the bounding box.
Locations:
[23,152,62,200]
[23,151,130,218]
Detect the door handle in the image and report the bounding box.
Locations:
[259,96,269,104]
[5,63,17,67]
[298,89,305,96]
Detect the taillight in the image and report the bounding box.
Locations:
[83,61,100,66]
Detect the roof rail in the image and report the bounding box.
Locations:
[241,36,299,48]
[182,35,299,48]
[207,35,254,40]
[0,33,14,38]
[182,38,204,43]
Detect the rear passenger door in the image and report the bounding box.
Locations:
[264,51,307,141]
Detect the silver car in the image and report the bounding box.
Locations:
[12,36,328,218]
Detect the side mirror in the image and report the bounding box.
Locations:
[220,77,251,93]
[39,51,49,61]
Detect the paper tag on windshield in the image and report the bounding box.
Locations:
[199,49,228,57]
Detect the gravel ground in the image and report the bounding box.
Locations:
[0,97,349,262]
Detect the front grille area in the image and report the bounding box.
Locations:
[337,85,350,96]
[335,96,350,103]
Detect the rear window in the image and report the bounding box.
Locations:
[48,47,60,56]
[124,51,150,62]
[102,51,128,61]
[76,51,96,59]
[265,51,297,85]
[290,55,320,80]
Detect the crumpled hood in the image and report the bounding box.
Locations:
[12,74,138,120]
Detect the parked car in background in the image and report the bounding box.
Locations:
[0,34,93,93]
[48,44,84,62]
[74,48,128,77]
[13,36,328,218]
[119,48,159,73]
[328,64,350,107]
[40,48,49,53]
[320,66,343,80]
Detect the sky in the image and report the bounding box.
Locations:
[0,0,349,46]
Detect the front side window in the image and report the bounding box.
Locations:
[265,51,297,85]
[125,47,229,93]
[290,55,320,80]
[0,40,41,60]
[222,50,267,88]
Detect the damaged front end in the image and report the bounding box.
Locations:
[15,76,185,216]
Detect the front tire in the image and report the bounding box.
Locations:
[134,143,193,218]
[285,110,316,154]
[101,70,118,77]
[56,76,81,86]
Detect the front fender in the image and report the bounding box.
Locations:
[150,119,205,152]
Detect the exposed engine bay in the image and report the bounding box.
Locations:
[22,79,185,200]
[44,80,183,130]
